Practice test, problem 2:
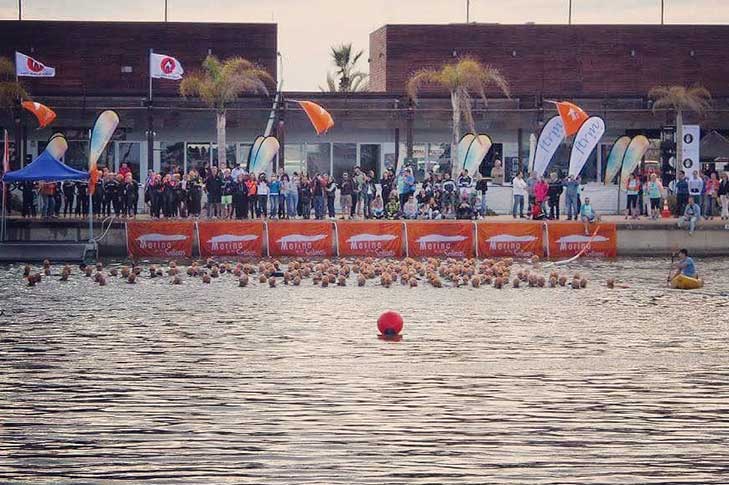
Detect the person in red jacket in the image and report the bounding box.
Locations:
[534,176,549,214]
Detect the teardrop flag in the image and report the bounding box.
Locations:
[456,133,476,172]
[568,116,605,177]
[45,133,68,160]
[22,101,57,128]
[619,135,650,189]
[603,136,631,185]
[249,136,280,175]
[553,100,588,137]
[463,134,493,175]
[88,110,119,196]
[533,115,565,177]
[297,100,334,135]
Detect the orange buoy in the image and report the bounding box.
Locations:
[377,310,403,337]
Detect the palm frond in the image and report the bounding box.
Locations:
[406,68,441,103]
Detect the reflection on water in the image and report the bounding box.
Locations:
[1,258,729,483]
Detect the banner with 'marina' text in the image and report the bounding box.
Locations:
[336,221,404,257]
[406,221,474,258]
[197,221,264,258]
[267,220,334,257]
[126,221,194,258]
[476,222,544,258]
[546,222,617,258]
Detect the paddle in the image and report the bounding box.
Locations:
[666,250,676,287]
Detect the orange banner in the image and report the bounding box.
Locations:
[126,221,194,259]
[476,222,544,258]
[405,221,474,258]
[267,220,335,257]
[336,221,404,257]
[197,221,265,258]
[546,222,617,258]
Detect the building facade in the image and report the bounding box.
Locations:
[2,21,729,208]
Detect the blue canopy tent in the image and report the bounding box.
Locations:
[2,151,89,182]
[1,151,89,243]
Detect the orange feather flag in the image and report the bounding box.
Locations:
[553,100,588,137]
[22,101,57,128]
[297,100,334,135]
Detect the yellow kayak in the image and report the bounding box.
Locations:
[671,274,704,290]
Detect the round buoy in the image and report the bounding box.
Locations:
[377,310,403,337]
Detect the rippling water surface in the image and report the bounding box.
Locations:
[2,258,729,484]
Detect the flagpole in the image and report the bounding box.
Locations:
[89,127,94,243]
[147,49,154,178]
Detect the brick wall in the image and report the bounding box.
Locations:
[369,24,729,98]
[0,21,277,97]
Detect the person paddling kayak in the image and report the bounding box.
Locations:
[668,249,703,289]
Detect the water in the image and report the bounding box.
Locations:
[1,258,729,484]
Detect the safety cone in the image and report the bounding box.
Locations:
[661,199,672,218]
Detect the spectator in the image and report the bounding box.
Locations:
[268,174,281,219]
[526,171,537,213]
[534,176,549,215]
[300,174,312,219]
[490,159,504,185]
[245,172,257,219]
[678,198,702,235]
[325,174,337,219]
[476,172,488,216]
[187,170,203,218]
[647,173,664,220]
[339,172,354,220]
[675,170,689,217]
[256,173,269,219]
[312,173,325,220]
[580,197,598,235]
[456,196,475,220]
[221,169,235,219]
[704,172,719,220]
[511,171,527,219]
[564,175,580,221]
[547,172,563,220]
[688,170,703,204]
[403,194,418,219]
[386,192,401,219]
[625,173,641,220]
[457,169,472,199]
[371,194,385,219]
[205,166,224,219]
[719,171,729,221]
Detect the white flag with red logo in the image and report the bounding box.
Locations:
[150,53,184,80]
[15,52,56,77]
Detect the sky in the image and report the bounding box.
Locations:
[1,0,728,90]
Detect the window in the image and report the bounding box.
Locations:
[211,143,237,168]
[161,142,184,175]
[284,144,303,175]
[332,143,356,183]
[482,143,504,178]
[64,141,89,171]
[118,142,141,181]
[360,144,381,180]
[304,143,331,177]
[186,143,210,172]
[383,142,406,173]
[240,143,254,168]
[428,143,451,176]
[97,144,114,172]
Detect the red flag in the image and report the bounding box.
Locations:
[297,100,334,135]
[22,101,57,128]
[554,101,588,137]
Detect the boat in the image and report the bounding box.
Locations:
[671,274,704,290]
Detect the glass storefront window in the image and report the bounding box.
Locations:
[383,142,406,174]
[211,143,237,168]
[118,142,142,181]
[64,141,89,171]
[97,144,114,172]
[284,144,303,176]
[304,143,331,177]
[240,143,253,169]
[427,143,451,176]
[186,142,210,173]
[332,143,356,183]
[161,142,184,175]
[359,144,380,180]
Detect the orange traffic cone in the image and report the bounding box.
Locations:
[661,199,672,218]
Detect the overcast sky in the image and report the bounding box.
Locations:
[1,0,727,90]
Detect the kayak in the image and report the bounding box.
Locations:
[671,274,704,290]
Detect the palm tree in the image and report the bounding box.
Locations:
[648,85,711,176]
[321,43,368,93]
[407,57,510,176]
[0,56,29,111]
[180,55,274,168]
